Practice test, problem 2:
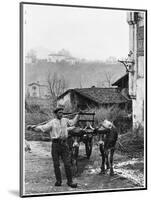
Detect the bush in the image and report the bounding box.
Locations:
[94,106,128,123]
[25,112,50,125]
[117,124,144,156]
[87,106,132,134]
[25,112,51,141]
[25,97,52,112]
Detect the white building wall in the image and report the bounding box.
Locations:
[127,12,145,128]
[28,84,40,97]
[133,56,144,127]
[57,93,71,108]
[28,83,49,98]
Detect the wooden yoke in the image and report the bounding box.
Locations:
[63,112,95,128]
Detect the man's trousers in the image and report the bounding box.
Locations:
[51,139,72,184]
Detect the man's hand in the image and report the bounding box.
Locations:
[27,125,36,131]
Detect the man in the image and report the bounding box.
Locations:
[27,107,80,188]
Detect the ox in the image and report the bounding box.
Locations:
[95,120,118,176]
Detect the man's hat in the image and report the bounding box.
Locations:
[53,106,64,114]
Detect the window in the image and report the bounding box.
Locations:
[32,86,36,90]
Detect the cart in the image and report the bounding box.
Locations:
[65,112,95,159]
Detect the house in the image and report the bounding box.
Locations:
[112,73,131,102]
[112,73,128,89]
[27,82,49,98]
[57,86,131,111]
[126,12,145,128]
[116,12,145,128]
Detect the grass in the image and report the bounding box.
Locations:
[25,111,51,141]
[117,125,144,157]
[25,112,50,125]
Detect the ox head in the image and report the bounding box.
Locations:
[72,135,81,148]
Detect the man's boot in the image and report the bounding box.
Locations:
[54,165,62,186]
[55,181,62,186]
[65,166,78,188]
[67,182,77,188]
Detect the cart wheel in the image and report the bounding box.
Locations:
[85,139,92,159]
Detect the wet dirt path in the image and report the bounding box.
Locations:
[25,141,144,195]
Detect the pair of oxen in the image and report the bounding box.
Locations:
[68,120,118,176]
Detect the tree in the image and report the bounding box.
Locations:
[47,72,68,107]
[97,71,114,88]
[105,56,117,64]
[104,71,114,87]
[79,74,83,88]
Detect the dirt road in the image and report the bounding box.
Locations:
[25,141,144,195]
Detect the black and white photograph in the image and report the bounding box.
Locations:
[20,2,147,197]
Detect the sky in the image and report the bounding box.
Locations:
[24,4,129,61]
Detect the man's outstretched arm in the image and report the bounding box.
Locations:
[27,121,52,132]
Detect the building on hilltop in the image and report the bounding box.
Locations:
[48,53,77,64]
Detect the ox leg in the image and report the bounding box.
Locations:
[85,139,92,159]
[72,146,79,176]
[110,148,115,176]
[99,144,105,174]
[105,150,110,170]
[72,137,80,176]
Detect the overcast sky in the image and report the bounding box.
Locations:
[24,4,129,61]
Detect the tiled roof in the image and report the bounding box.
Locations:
[58,87,129,104]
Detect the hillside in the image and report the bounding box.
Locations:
[25,60,126,89]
